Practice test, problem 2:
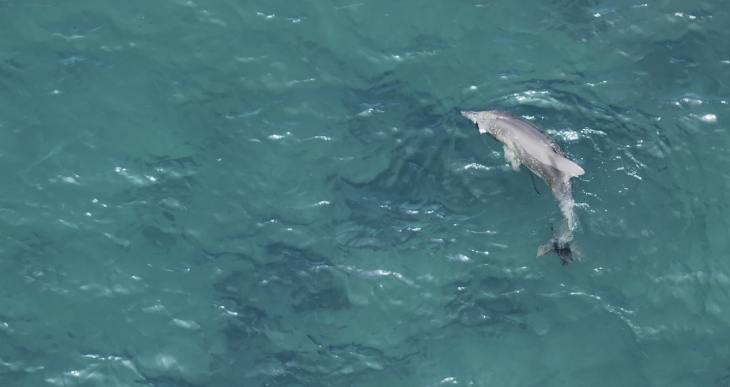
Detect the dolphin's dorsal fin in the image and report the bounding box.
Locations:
[552,156,585,177]
[543,136,584,177]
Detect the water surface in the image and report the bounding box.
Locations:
[1,0,729,386]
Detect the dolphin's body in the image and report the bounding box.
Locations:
[461,110,584,264]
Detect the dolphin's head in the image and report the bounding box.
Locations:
[460,110,495,135]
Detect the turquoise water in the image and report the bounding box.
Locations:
[1,0,729,385]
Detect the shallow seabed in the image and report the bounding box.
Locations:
[1,0,729,386]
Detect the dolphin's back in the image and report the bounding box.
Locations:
[486,111,585,178]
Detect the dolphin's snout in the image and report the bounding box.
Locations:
[461,110,494,124]
[460,110,477,122]
[461,111,482,132]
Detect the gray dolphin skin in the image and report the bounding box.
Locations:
[461,110,584,264]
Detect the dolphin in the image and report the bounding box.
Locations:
[461,110,584,264]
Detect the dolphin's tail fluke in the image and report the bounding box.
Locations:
[536,219,581,265]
